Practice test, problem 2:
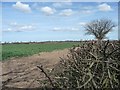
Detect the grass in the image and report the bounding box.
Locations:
[2,42,81,61]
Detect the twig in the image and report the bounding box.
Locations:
[1,71,13,76]
[92,78,98,88]
[108,68,113,88]
[2,78,12,88]
[37,65,55,88]
[106,47,120,58]
[79,73,93,88]
[109,65,120,72]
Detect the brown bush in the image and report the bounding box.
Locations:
[51,40,120,88]
[37,40,120,89]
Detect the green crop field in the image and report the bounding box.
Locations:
[2,42,81,61]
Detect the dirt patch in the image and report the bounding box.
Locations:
[1,49,69,88]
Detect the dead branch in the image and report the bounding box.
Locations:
[37,65,55,88]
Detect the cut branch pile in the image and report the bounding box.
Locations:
[39,40,120,89]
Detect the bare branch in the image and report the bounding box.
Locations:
[37,65,55,88]
[84,19,116,40]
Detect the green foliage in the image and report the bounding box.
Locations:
[2,42,80,61]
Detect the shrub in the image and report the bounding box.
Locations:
[3,40,120,89]
[38,40,120,89]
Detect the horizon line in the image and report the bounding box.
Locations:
[1,39,119,43]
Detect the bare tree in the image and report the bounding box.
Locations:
[84,19,116,40]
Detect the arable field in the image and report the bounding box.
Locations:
[2,42,80,61]
[1,40,119,89]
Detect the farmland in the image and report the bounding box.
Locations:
[2,41,81,61]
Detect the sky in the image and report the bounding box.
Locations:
[1,1,118,42]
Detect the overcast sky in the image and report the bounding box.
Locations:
[1,2,118,42]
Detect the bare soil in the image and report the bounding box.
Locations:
[1,49,69,88]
